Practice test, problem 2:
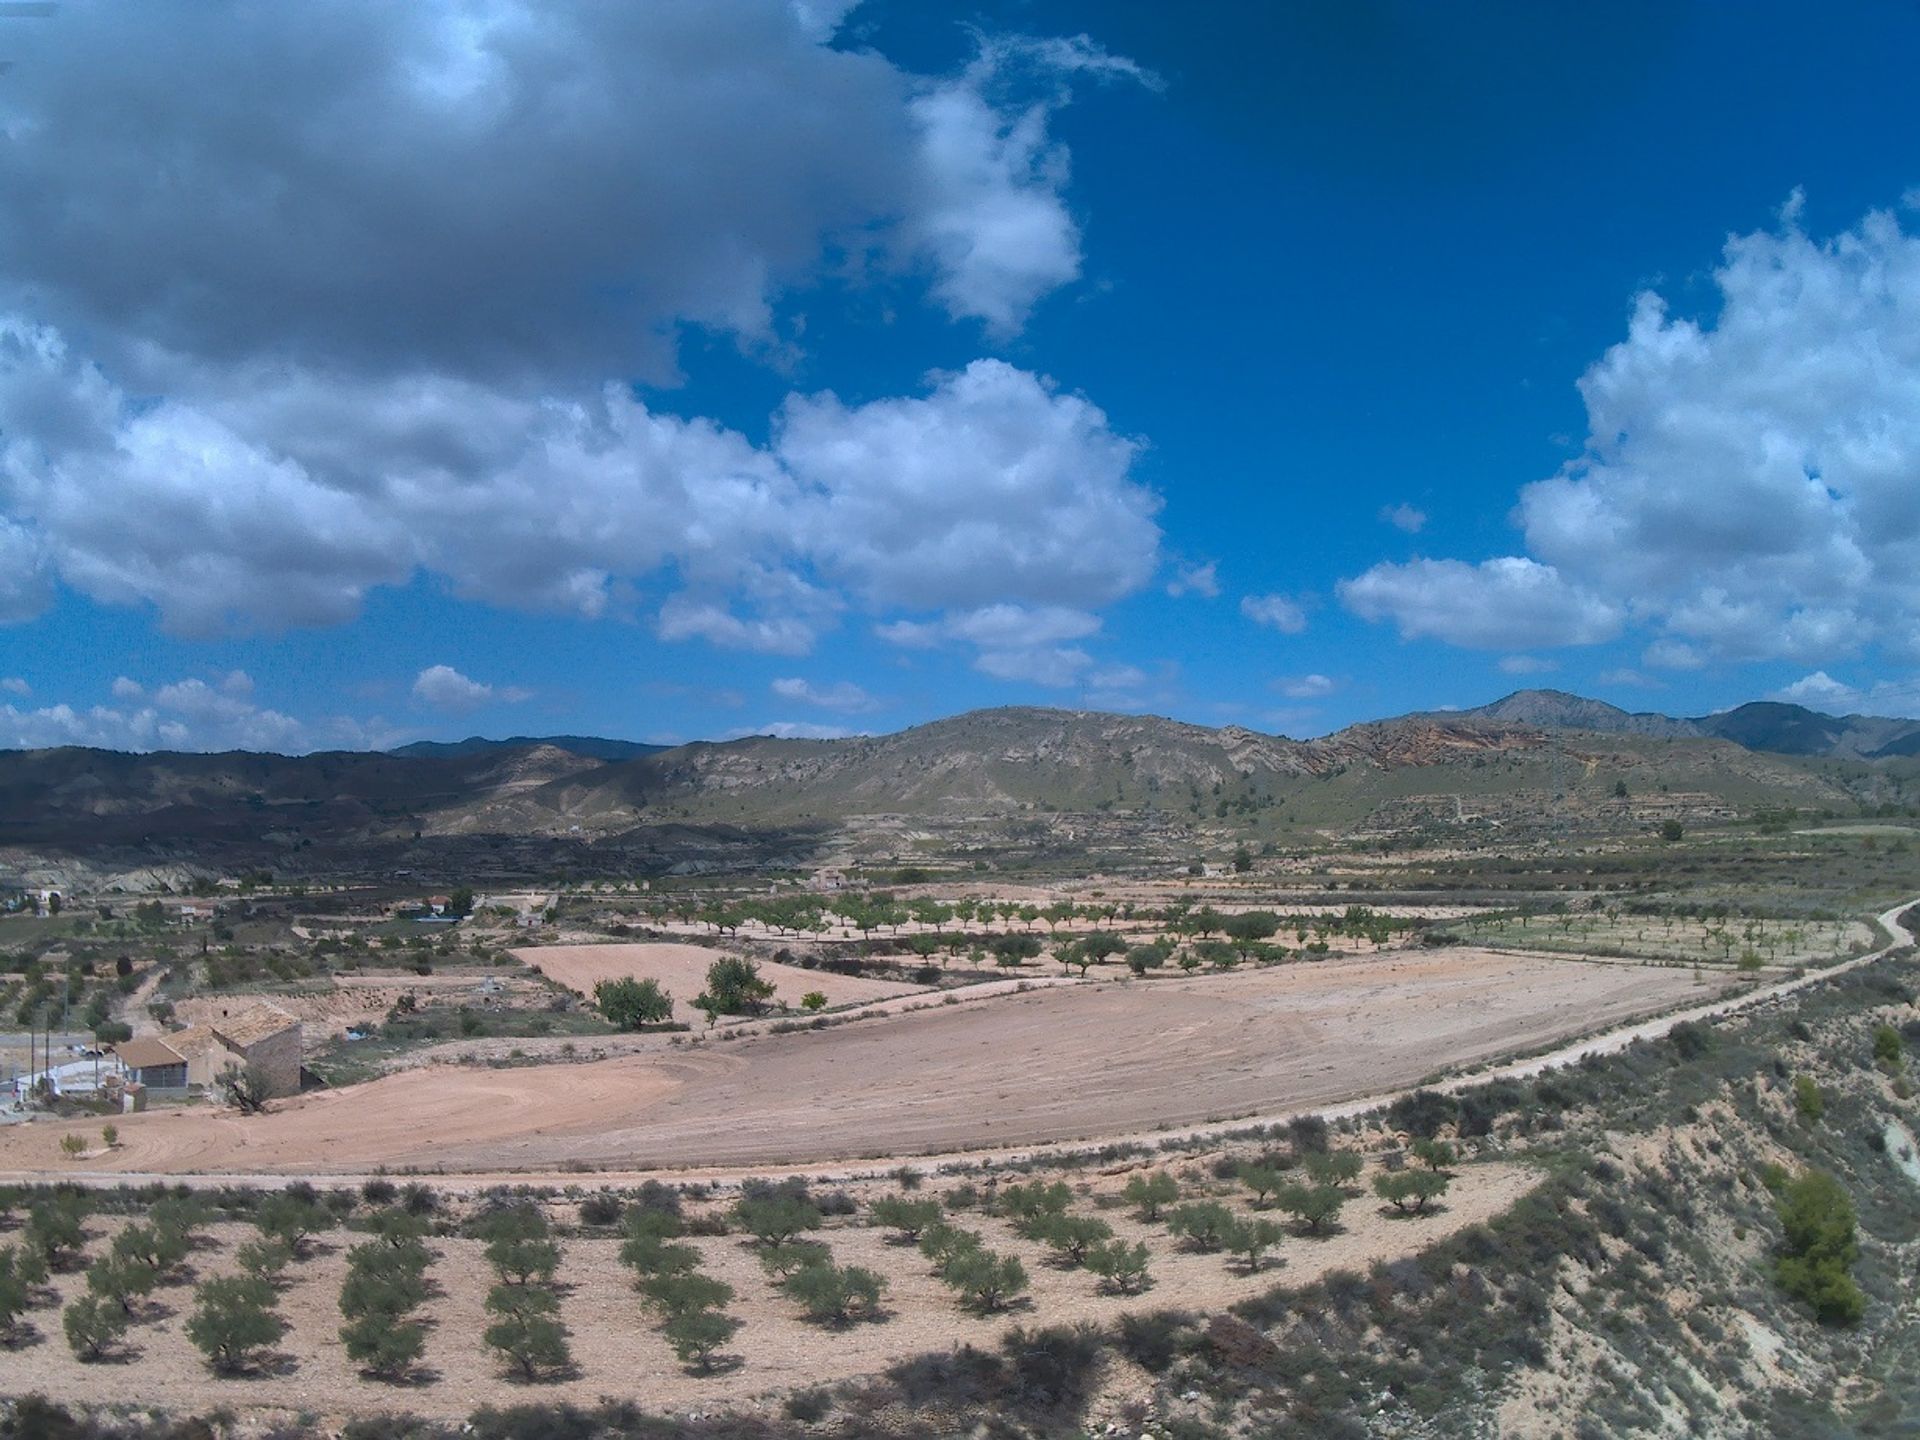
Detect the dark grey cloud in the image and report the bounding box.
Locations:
[0,1,912,383]
[0,1,1163,644]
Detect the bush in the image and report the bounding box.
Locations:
[86,1254,158,1313]
[920,1223,984,1268]
[1287,1114,1331,1154]
[998,1180,1072,1236]
[999,1324,1106,1416]
[1115,1309,1188,1372]
[402,1182,441,1217]
[639,1271,734,1319]
[939,1248,1028,1312]
[1793,1074,1826,1124]
[256,1191,334,1258]
[1121,1171,1180,1222]
[697,956,774,1016]
[0,1249,35,1344]
[1669,1020,1715,1061]
[1873,1023,1905,1070]
[483,1283,572,1380]
[1373,1170,1451,1215]
[757,1240,830,1282]
[478,1205,560,1286]
[63,1292,128,1360]
[1223,1216,1285,1272]
[1085,1239,1152,1294]
[235,1235,294,1281]
[785,1388,832,1423]
[816,1188,858,1217]
[1773,1168,1864,1326]
[1411,1138,1456,1172]
[620,1179,680,1219]
[342,1307,428,1380]
[734,1194,821,1246]
[1238,1164,1287,1206]
[870,1194,942,1240]
[784,1260,886,1325]
[361,1178,399,1206]
[1166,1202,1235,1252]
[664,1305,739,1372]
[593,976,672,1030]
[1276,1182,1346,1234]
[1032,1212,1112,1266]
[25,1193,88,1268]
[187,1274,287,1373]
[578,1193,623,1228]
[1387,1089,1457,1139]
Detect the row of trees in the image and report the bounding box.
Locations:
[640,891,1409,948]
[478,1204,572,1381]
[339,1208,435,1380]
[624,1203,740,1371]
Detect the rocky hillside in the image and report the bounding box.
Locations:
[1451,689,1920,760]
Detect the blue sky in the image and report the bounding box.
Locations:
[3,1,1920,752]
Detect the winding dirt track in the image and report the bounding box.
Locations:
[0,945,1724,1176]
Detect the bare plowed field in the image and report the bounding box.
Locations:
[0,949,1719,1176]
[516,941,924,1021]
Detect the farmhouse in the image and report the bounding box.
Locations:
[111,1036,189,1092]
[197,1003,303,1096]
[115,1004,303,1099]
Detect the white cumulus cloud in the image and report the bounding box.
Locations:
[909,34,1159,335]
[1240,593,1309,634]
[877,602,1110,687]
[1338,557,1622,649]
[770,677,879,712]
[1165,560,1220,599]
[1275,673,1336,699]
[411,665,531,711]
[1344,198,1920,674]
[1380,503,1427,534]
[1498,655,1558,676]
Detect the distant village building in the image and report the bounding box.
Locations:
[176,900,217,924]
[427,894,451,915]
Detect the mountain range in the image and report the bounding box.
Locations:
[1444,690,1920,760]
[2,690,1913,879]
[389,735,667,762]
